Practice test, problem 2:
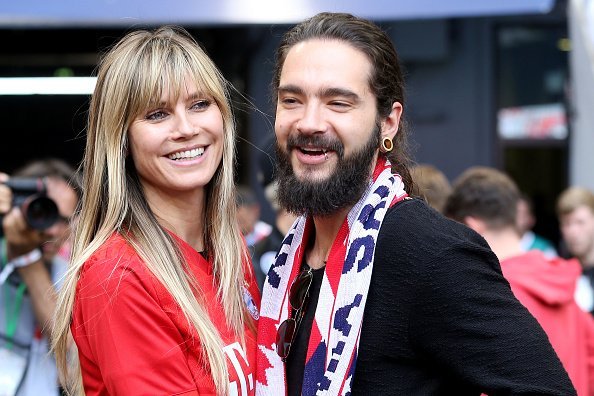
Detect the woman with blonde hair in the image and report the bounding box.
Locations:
[52,26,259,395]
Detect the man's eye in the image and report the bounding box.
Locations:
[280,97,298,105]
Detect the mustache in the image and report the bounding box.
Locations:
[286,134,344,156]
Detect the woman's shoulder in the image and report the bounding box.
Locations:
[84,232,138,265]
[99,232,136,252]
[77,233,152,293]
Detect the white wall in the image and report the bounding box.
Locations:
[568,0,594,190]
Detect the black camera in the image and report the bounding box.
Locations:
[2,177,59,231]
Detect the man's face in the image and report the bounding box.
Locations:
[516,199,535,234]
[41,177,78,262]
[560,205,594,262]
[275,39,379,184]
[274,39,382,216]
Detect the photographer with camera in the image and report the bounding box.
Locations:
[0,158,79,396]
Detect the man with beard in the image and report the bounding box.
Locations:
[255,12,575,396]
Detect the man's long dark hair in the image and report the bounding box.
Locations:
[272,12,414,191]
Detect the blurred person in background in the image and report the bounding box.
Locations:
[557,187,594,315]
[0,158,79,396]
[410,163,451,213]
[236,184,273,288]
[517,192,558,258]
[446,166,594,396]
[252,180,298,290]
[250,139,298,290]
[236,185,272,248]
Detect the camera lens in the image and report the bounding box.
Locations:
[20,194,59,230]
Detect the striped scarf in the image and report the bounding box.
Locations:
[256,158,407,395]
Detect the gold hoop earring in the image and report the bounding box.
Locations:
[381,136,393,153]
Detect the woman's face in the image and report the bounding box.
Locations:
[128,79,225,202]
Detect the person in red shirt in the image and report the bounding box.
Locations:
[445,166,594,395]
[51,26,259,395]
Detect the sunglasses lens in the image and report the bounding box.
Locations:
[276,268,314,359]
[276,318,297,358]
[289,270,313,310]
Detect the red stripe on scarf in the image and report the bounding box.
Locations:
[307,321,323,362]
[373,156,391,178]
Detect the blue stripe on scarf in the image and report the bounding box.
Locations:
[333,294,363,337]
[343,236,375,273]
[303,342,327,395]
[267,233,294,288]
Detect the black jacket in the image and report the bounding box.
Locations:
[346,199,575,395]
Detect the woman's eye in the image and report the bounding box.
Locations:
[191,100,210,111]
[146,110,167,121]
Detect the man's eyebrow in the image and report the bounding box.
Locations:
[278,85,361,102]
[277,84,304,96]
[319,87,360,102]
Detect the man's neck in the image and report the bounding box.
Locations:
[276,209,297,235]
[481,227,524,262]
[579,248,594,268]
[308,206,351,269]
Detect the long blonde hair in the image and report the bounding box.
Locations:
[52,26,250,395]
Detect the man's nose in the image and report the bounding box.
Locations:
[296,103,326,135]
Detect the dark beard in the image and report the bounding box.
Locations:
[275,126,381,217]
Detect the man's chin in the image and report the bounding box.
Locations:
[293,167,334,185]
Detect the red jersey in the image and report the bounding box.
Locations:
[71,233,260,395]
